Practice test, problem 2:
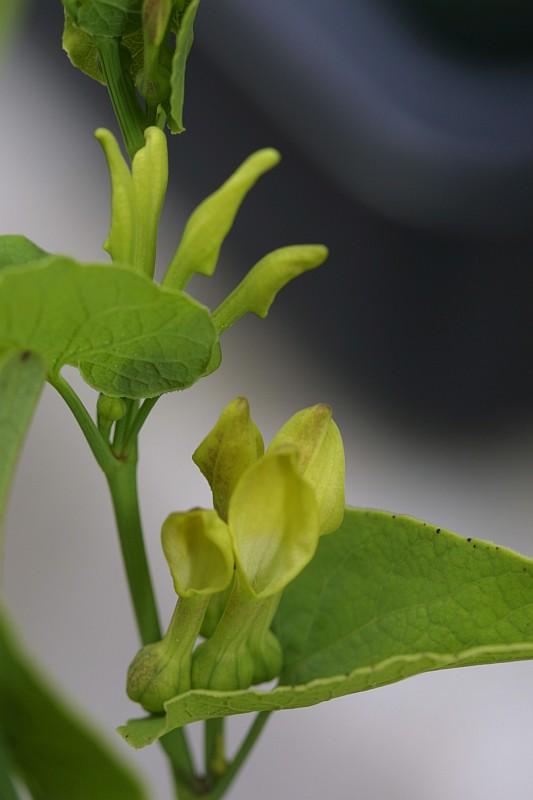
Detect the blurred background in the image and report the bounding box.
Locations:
[3,1,533,797]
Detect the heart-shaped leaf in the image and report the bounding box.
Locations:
[0,255,217,397]
[119,507,533,747]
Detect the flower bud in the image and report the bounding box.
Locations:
[268,404,345,535]
[95,126,168,278]
[97,394,127,422]
[192,397,264,521]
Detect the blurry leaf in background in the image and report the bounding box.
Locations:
[0,608,147,800]
[0,350,44,552]
[0,346,144,799]
[0,0,25,54]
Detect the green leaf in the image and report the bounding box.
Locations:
[119,507,533,747]
[167,0,200,134]
[0,733,20,800]
[62,11,145,86]
[66,0,142,38]
[0,350,45,538]
[0,350,145,796]
[0,236,48,269]
[0,0,24,53]
[0,607,147,800]
[212,245,328,334]
[62,11,105,85]
[0,256,216,398]
[163,149,281,290]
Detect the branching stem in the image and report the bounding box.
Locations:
[49,375,116,474]
[207,712,271,800]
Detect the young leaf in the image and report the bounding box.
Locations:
[167,0,200,135]
[0,350,45,550]
[212,245,328,334]
[0,608,147,800]
[0,236,48,269]
[163,149,281,290]
[0,256,216,398]
[120,508,533,746]
[64,0,142,39]
[62,12,105,85]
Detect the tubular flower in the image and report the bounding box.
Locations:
[190,398,345,692]
[127,398,346,709]
[127,509,233,713]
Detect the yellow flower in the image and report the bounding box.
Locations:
[127,509,233,712]
[189,398,345,691]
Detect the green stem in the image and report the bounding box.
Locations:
[124,396,159,449]
[50,375,115,474]
[112,399,138,457]
[205,718,225,781]
[208,712,271,800]
[104,457,196,792]
[105,460,161,645]
[97,38,146,159]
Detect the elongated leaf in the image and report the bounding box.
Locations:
[120,508,533,747]
[0,256,216,398]
[0,236,47,269]
[167,0,199,134]
[0,351,45,540]
[0,608,147,799]
[163,149,281,290]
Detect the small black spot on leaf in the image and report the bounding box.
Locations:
[20,351,31,362]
